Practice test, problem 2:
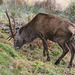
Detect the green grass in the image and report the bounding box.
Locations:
[0,32,65,75]
[0,32,8,39]
[52,50,60,56]
[0,30,75,75]
[0,43,20,57]
[0,42,21,75]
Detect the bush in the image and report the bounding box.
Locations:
[64,2,75,23]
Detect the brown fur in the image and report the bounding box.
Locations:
[13,13,75,68]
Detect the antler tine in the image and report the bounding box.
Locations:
[6,35,12,40]
[5,9,14,38]
[6,35,12,41]
[11,16,16,35]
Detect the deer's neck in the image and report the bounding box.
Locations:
[21,25,38,43]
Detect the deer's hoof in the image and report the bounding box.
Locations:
[43,53,46,57]
[67,65,72,68]
[55,59,60,65]
[47,57,50,61]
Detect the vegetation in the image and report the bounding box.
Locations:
[0,1,75,75]
[0,31,75,75]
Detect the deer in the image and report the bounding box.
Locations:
[5,10,75,68]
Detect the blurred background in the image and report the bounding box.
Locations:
[0,0,75,32]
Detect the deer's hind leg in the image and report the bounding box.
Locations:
[55,40,69,65]
[67,41,75,68]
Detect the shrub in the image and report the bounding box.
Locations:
[64,2,75,23]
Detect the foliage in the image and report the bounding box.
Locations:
[64,2,75,23]
[52,2,75,23]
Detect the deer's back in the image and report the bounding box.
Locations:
[29,13,71,40]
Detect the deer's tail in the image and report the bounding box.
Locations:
[68,23,75,35]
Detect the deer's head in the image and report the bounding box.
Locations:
[5,10,24,50]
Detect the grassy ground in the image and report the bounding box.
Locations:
[0,30,75,75]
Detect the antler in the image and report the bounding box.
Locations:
[11,16,16,35]
[5,9,14,38]
[5,9,16,40]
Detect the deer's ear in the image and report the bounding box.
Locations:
[19,26,24,34]
[68,25,75,34]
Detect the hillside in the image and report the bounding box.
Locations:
[0,31,75,75]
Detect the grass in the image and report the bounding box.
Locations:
[51,50,60,56]
[0,43,20,57]
[0,32,75,75]
[0,32,8,38]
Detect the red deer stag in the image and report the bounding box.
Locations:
[5,10,75,68]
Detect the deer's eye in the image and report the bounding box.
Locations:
[17,40,21,45]
[17,40,19,43]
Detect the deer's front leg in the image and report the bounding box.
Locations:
[43,47,46,56]
[43,39,47,56]
[38,34,50,61]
